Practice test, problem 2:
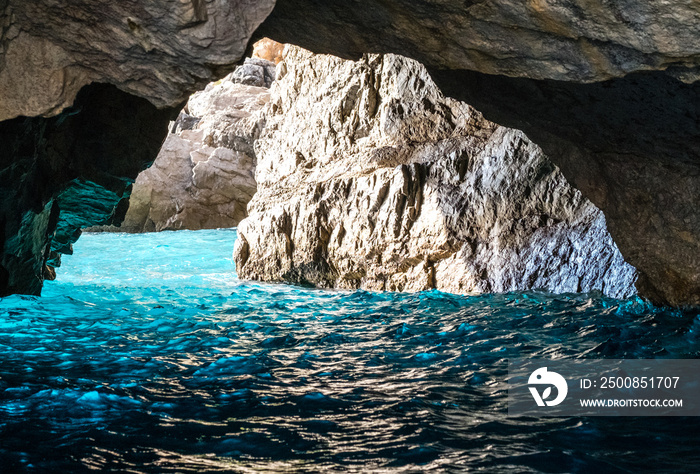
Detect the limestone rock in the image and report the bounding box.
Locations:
[229,58,277,88]
[253,38,285,64]
[118,64,271,232]
[431,66,700,307]
[255,2,700,306]
[0,0,276,121]
[234,47,637,298]
[257,0,700,83]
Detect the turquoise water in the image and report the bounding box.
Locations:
[1,229,699,472]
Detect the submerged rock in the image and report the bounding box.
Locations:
[113,60,274,232]
[234,46,637,298]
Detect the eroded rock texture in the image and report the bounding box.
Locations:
[234,47,637,298]
[0,0,275,295]
[432,69,700,306]
[0,0,697,305]
[0,84,175,296]
[113,59,272,232]
[256,0,700,83]
[0,0,276,121]
[255,1,700,306]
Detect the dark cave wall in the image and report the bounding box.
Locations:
[428,69,700,306]
[253,0,700,82]
[0,84,177,296]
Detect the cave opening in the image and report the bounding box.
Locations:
[37,41,642,302]
[1,0,700,469]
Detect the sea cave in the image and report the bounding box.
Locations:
[0,1,699,472]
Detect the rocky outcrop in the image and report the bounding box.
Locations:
[254,1,700,306]
[234,47,637,298]
[0,0,275,121]
[0,0,274,296]
[114,59,273,232]
[253,38,285,64]
[432,69,700,306]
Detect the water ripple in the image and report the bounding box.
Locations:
[0,230,698,472]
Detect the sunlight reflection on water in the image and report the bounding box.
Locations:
[0,229,698,472]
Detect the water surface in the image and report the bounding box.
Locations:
[0,229,698,472]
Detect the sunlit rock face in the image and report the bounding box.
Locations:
[431,69,700,306]
[255,1,700,306]
[0,0,276,121]
[116,60,273,232]
[234,46,637,298]
[0,85,175,296]
[253,38,285,65]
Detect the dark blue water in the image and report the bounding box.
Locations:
[1,229,699,472]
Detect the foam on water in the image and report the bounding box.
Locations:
[0,229,699,472]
